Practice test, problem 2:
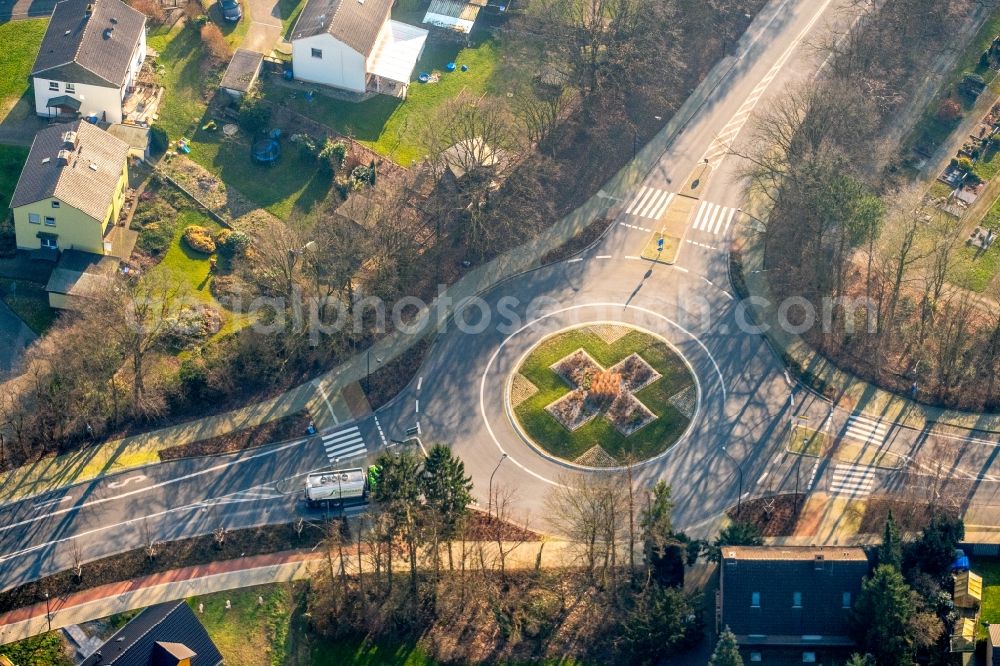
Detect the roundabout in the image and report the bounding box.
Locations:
[508,324,698,467]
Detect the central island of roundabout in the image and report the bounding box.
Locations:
[508,324,698,468]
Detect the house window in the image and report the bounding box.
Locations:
[39,235,58,249]
[792,592,802,608]
[28,213,40,225]
[44,216,56,227]
[51,200,60,208]
[750,654,762,663]
[842,592,852,608]
[802,652,816,663]
[751,592,760,608]
[311,47,323,58]
[48,81,59,91]
[65,83,75,93]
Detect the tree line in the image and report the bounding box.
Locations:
[738,0,1000,409]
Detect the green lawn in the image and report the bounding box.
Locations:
[149,209,224,304]
[311,637,434,666]
[514,327,695,464]
[0,18,47,117]
[264,39,500,165]
[148,21,211,144]
[974,142,1000,182]
[0,631,72,666]
[0,145,28,210]
[948,243,1000,292]
[279,0,309,37]
[0,277,57,335]
[185,131,332,220]
[977,560,1000,638]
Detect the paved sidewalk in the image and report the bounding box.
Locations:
[0,539,575,645]
[0,23,750,504]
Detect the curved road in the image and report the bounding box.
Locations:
[7,0,993,596]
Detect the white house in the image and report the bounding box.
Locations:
[31,0,146,125]
[291,0,428,97]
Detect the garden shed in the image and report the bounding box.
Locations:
[220,49,264,98]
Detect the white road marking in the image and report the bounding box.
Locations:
[829,463,877,496]
[373,414,388,446]
[566,258,584,264]
[624,255,641,260]
[620,222,653,233]
[321,426,367,463]
[313,380,340,425]
[595,255,612,259]
[626,187,674,220]
[691,202,737,236]
[33,496,72,509]
[417,376,422,391]
[107,475,148,490]
[843,414,888,446]
[686,240,718,251]
[415,399,420,414]
[0,437,311,536]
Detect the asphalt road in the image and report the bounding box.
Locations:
[6,0,988,592]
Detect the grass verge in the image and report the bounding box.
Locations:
[0,277,56,335]
[0,145,29,210]
[786,426,827,457]
[0,19,47,120]
[514,326,695,463]
[159,409,310,460]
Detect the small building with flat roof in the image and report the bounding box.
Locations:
[220,49,264,98]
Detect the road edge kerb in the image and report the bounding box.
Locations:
[496,320,703,474]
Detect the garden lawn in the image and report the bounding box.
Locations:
[0,631,72,666]
[0,145,29,210]
[149,209,223,305]
[977,559,1000,638]
[948,243,1000,292]
[186,132,331,220]
[190,584,306,666]
[148,22,211,145]
[263,39,500,165]
[0,19,47,120]
[0,277,56,335]
[514,327,695,463]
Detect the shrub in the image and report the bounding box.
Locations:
[183,225,217,254]
[351,162,376,188]
[936,98,962,123]
[215,228,249,258]
[200,23,231,63]
[291,133,318,161]
[238,97,270,136]
[178,358,208,399]
[183,0,203,19]
[138,222,175,256]
[318,138,348,172]
[130,0,166,24]
[149,124,169,154]
[957,156,974,173]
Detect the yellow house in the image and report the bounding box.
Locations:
[10,120,132,258]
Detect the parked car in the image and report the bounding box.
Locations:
[220,0,242,22]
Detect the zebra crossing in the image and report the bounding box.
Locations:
[829,463,877,496]
[320,426,368,464]
[690,201,737,236]
[625,187,674,220]
[843,413,889,446]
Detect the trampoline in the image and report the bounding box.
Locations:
[252,138,281,165]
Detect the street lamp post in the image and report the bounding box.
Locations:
[44,592,51,633]
[335,458,343,516]
[721,446,744,518]
[487,453,508,519]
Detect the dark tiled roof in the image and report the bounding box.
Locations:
[32,0,145,87]
[10,120,129,221]
[292,0,393,57]
[220,48,263,93]
[721,546,870,646]
[80,601,223,666]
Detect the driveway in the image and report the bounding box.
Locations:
[0,299,36,379]
[242,0,282,55]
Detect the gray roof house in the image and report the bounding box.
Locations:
[30,0,147,123]
[79,601,223,666]
[719,546,869,664]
